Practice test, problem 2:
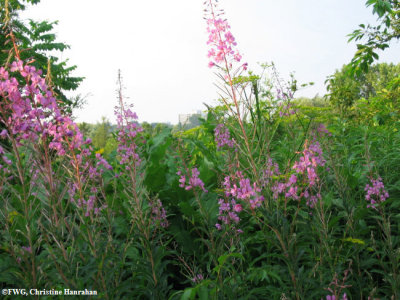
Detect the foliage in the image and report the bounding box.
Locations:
[326,62,400,111]
[90,116,112,149]
[293,95,330,108]
[1,0,400,299]
[0,0,84,112]
[348,0,400,75]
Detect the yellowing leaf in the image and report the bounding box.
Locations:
[342,237,365,245]
[8,210,20,223]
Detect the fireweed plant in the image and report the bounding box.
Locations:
[0,28,170,297]
[204,0,259,181]
[0,56,113,293]
[1,0,400,299]
[191,0,399,299]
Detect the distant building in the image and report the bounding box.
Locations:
[178,113,191,126]
[178,110,206,129]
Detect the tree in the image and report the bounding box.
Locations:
[348,0,400,75]
[78,122,93,138]
[294,95,329,108]
[91,117,111,149]
[104,136,118,156]
[1,0,84,112]
[326,62,400,110]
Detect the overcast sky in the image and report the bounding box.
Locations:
[20,0,400,124]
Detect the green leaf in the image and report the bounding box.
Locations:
[181,288,195,300]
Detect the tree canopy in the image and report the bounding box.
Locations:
[326,62,400,110]
[348,0,400,75]
[1,0,84,112]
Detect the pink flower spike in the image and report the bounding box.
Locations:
[204,1,247,71]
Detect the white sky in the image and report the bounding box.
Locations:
[20,0,400,124]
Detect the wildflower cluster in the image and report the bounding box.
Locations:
[228,173,264,209]
[95,153,113,172]
[0,62,51,139]
[21,246,32,253]
[216,171,263,231]
[68,184,107,217]
[273,140,326,208]
[215,197,242,230]
[0,60,110,216]
[324,264,351,300]
[365,177,389,209]
[204,0,247,71]
[276,88,294,101]
[275,86,297,116]
[317,123,332,137]
[114,103,143,169]
[214,123,235,150]
[150,199,169,228]
[0,61,94,155]
[0,61,58,145]
[262,157,280,187]
[278,102,297,117]
[177,168,208,192]
[191,274,204,284]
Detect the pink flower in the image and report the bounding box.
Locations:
[178,174,186,188]
[21,246,32,253]
[224,31,236,45]
[95,153,113,171]
[214,123,235,150]
[2,156,12,165]
[288,174,297,185]
[233,204,242,212]
[177,167,207,192]
[151,199,169,228]
[0,129,7,138]
[365,177,389,209]
[192,274,204,283]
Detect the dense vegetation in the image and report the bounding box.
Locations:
[1,0,400,299]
